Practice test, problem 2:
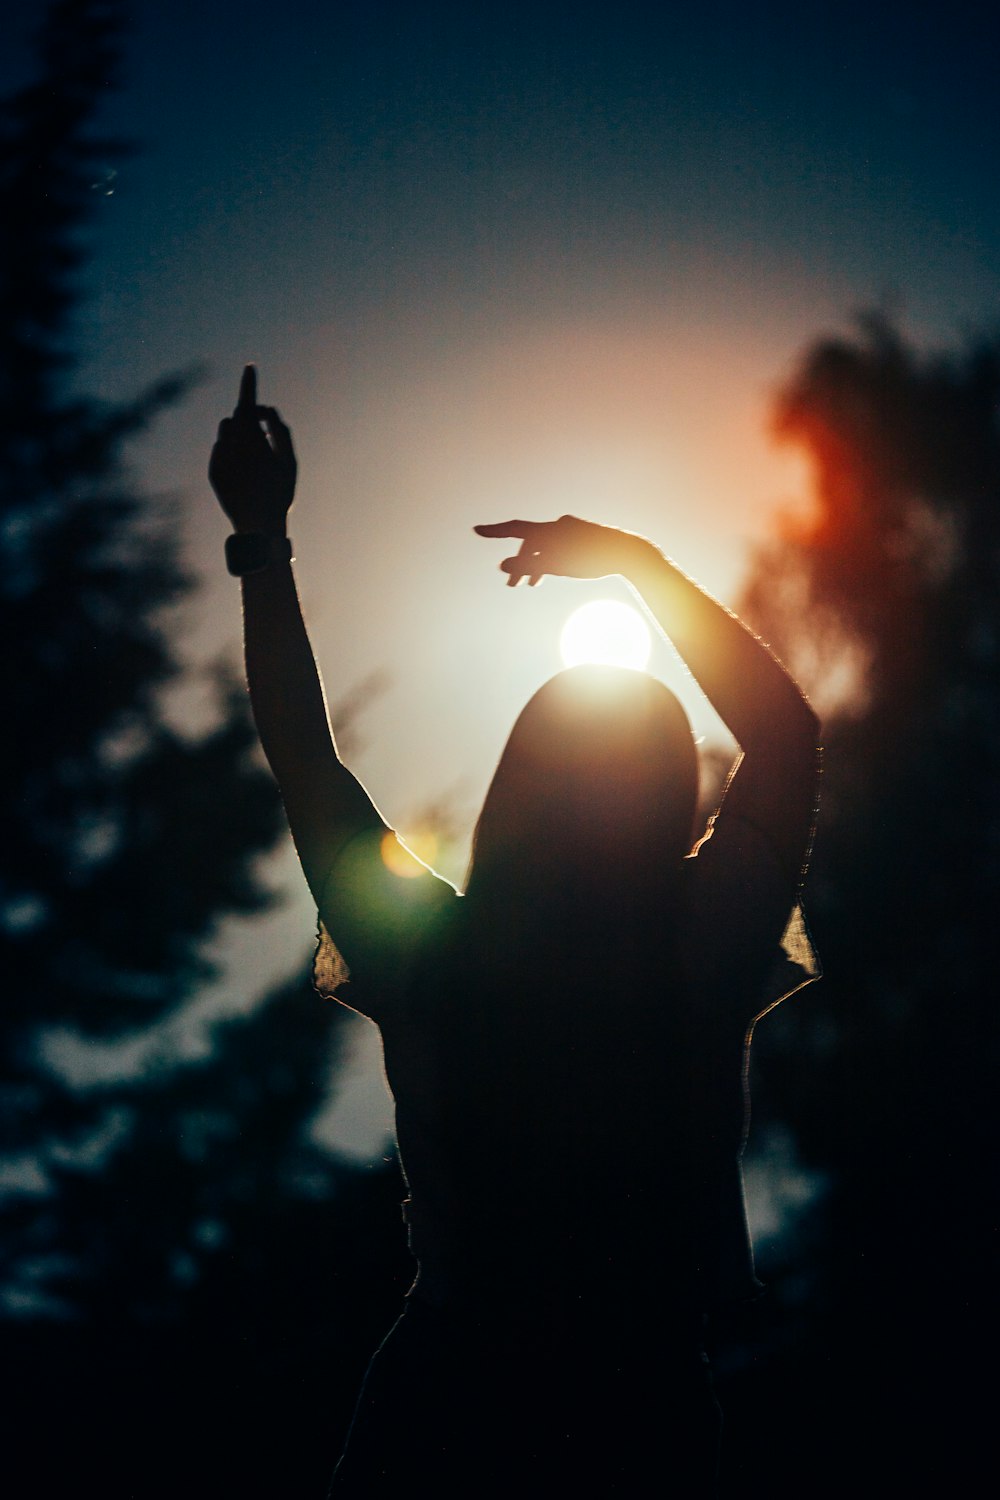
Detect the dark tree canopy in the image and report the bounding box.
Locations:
[0,0,290,1314]
[2,0,382,1321]
[0,1,285,1057]
[2,15,409,1493]
[746,312,1000,732]
[732,313,1000,1493]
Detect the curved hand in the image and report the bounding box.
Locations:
[474,515,644,587]
[209,365,297,535]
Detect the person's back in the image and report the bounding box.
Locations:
[392,811,810,1313]
[364,908,733,1494]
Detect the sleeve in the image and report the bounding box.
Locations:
[311,824,457,1020]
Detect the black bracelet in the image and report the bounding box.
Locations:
[224,533,294,577]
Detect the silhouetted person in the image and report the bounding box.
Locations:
[210,367,821,1497]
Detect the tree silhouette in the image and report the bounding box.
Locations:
[2,8,411,1492]
[731,313,1000,1493]
[0,0,285,1311]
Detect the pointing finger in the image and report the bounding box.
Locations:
[474,520,536,539]
[235,363,257,414]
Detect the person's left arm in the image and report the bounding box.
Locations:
[475,514,820,891]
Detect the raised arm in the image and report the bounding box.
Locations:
[209,367,381,902]
[475,516,820,883]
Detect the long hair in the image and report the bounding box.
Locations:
[465,665,698,930]
[430,667,703,1289]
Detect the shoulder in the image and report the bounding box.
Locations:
[313,826,460,1020]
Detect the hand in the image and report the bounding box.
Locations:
[209,365,297,535]
[473,515,646,587]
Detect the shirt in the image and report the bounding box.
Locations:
[314,808,819,1312]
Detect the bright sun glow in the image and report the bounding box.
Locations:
[559,599,652,671]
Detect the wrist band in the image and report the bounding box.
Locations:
[225,533,294,577]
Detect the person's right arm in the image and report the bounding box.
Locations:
[209,367,386,906]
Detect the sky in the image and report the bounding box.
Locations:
[9,0,1000,1155]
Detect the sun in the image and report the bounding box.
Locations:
[559,599,652,671]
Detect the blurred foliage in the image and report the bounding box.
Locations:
[725,311,1000,1494]
[2,7,410,1492]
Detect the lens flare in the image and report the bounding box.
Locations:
[559,599,651,671]
[380,830,438,879]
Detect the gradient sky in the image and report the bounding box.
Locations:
[11,0,999,1153]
